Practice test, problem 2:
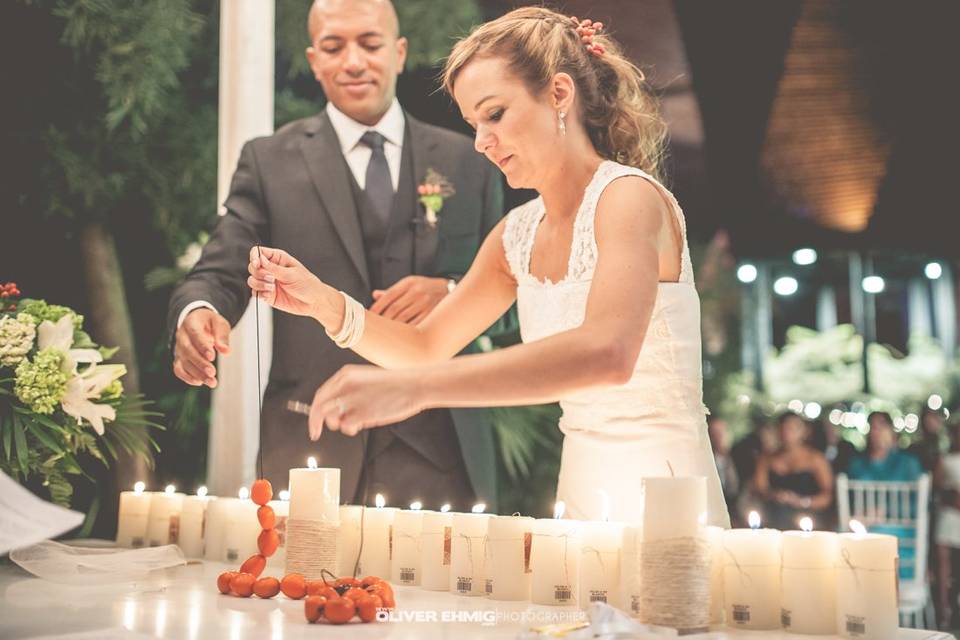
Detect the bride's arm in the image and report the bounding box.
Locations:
[313,177,670,436]
[249,219,517,369]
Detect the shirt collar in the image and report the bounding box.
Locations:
[326,98,405,154]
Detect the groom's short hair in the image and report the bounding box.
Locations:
[308,0,400,42]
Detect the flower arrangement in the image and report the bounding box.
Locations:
[417,168,455,228]
[0,282,161,506]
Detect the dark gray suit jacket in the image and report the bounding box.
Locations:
[167,110,505,508]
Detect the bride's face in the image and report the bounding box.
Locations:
[454,57,561,189]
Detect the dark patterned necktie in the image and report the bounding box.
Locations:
[360,130,393,224]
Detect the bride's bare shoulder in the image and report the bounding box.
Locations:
[594,174,672,235]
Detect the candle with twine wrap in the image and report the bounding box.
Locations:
[420,510,453,591]
[835,525,898,640]
[285,464,340,580]
[485,514,533,601]
[449,511,491,596]
[634,476,711,633]
[530,508,581,606]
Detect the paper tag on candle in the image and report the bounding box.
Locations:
[553,584,572,603]
[731,605,751,625]
[589,590,608,604]
[168,514,180,544]
[845,615,866,636]
[523,532,532,574]
[442,526,451,566]
[485,578,493,595]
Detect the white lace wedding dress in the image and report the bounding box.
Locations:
[502,160,730,528]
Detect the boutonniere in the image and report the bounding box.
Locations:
[417,168,455,228]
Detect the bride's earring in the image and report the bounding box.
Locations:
[558,110,566,136]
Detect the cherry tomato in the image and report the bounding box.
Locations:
[280,573,306,600]
[323,596,356,624]
[253,576,280,598]
[251,479,273,505]
[304,595,326,623]
[257,505,275,529]
[217,571,237,595]
[356,594,383,623]
[239,554,266,577]
[230,572,256,597]
[258,529,280,557]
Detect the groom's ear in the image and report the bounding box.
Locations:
[550,72,576,113]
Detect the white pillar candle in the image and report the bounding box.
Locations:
[286,462,340,579]
[722,513,782,630]
[146,485,184,547]
[358,495,397,579]
[705,525,725,625]
[530,503,581,606]
[391,503,424,586]
[202,496,233,561]
[264,492,289,574]
[836,522,898,640]
[178,487,212,558]
[420,508,453,591]
[338,505,363,577]
[222,488,259,563]
[116,482,151,548]
[579,520,624,607]
[486,514,533,601]
[640,477,706,540]
[449,509,490,596]
[781,519,839,635]
[619,524,643,616]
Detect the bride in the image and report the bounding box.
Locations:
[247,7,730,527]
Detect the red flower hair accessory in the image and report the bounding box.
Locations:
[569,16,605,57]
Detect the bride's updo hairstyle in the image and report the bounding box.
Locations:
[443,6,667,180]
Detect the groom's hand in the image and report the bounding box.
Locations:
[173,308,231,388]
[370,276,449,324]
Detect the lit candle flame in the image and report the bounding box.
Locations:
[440,503,451,513]
[279,489,290,501]
[197,486,208,498]
[598,490,611,522]
[375,493,385,509]
[164,484,176,495]
[471,503,486,514]
[238,487,249,500]
[409,501,422,511]
[134,481,145,494]
[748,511,761,529]
[307,457,317,469]
[799,516,813,532]
[553,501,566,520]
[849,519,867,535]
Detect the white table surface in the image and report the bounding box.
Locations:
[0,561,955,640]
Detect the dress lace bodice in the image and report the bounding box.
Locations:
[502,161,708,433]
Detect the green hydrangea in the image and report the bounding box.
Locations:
[15,348,68,415]
[0,313,37,367]
[17,299,83,331]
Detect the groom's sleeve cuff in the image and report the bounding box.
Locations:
[177,300,220,329]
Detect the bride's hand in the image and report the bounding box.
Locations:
[247,246,325,318]
[307,365,424,440]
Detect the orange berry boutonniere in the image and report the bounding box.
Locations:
[417,168,455,228]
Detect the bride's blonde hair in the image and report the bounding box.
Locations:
[442,7,667,180]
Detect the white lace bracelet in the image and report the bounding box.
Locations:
[325,291,365,349]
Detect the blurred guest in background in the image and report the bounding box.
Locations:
[849,412,923,482]
[935,421,960,629]
[708,414,740,521]
[753,412,834,530]
[912,406,948,485]
[731,414,777,498]
[820,418,857,475]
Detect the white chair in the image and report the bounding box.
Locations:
[836,473,934,628]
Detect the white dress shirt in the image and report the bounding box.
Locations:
[177,100,407,329]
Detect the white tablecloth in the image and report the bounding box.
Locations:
[0,561,954,640]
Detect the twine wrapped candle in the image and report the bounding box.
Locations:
[178,486,212,558]
[286,459,339,580]
[391,502,425,586]
[420,506,453,591]
[485,514,533,601]
[146,485,183,547]
[781,517,839,635]
[530,502,581,606]
[116,481,151,548]
[449,505,490,596]
[835,521,898,640]
[722,511,783,630]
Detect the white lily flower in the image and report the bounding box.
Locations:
[60,364,126,435]
[37,315,102,369]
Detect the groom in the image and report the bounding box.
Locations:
[167,0,504,509]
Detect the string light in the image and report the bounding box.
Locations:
[925,262,943,280]
[774,276,798,296]
[792,248,817,265]
[737,264,758,283]
[862,276,885,293]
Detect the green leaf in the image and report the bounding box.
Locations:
[12,414,29,475]
[24,419,65,454]
[1,413,12,462]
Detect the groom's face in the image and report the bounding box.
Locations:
[306,0,407,126]
[454,57,558,190]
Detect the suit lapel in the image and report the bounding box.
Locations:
[407,116,441,273]
[300,112,370,289]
